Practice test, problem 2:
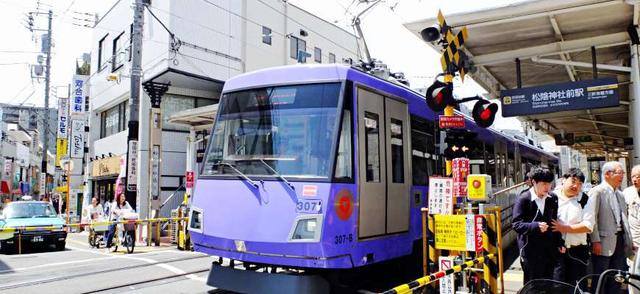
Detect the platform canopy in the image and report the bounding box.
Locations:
[404,0,636,158]
[168,104,218,131]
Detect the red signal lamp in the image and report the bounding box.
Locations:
[472,99,498,128]
[425,80,454,112]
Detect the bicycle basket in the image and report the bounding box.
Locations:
[517,279,577,294]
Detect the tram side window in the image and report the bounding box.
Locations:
[364,112,381,182]
[410,116,436,186]
[390,119,404,183]
[334,110,352,180]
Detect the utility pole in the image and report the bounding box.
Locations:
[124,0,144,209]
[42,9,52,198]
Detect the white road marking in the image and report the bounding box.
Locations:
[66,245,208,283]
[0,256,116,274]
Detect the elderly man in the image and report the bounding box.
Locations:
[590,161,634,294]
[625,165,640,293]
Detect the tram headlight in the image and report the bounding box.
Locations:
[289,215,322,242]
[188,207,204,233]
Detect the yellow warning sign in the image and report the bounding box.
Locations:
[434,214,468,251]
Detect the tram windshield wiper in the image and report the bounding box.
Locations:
[213,161,259,188]
[257,159,295,192]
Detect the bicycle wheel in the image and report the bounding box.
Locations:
[88,231,95,247]
[125,232,134,254]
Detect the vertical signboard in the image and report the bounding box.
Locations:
[151,145,160,199]
[428,177,454,215]
[39,172,46,196]
[70,120,85,158]
[70,75,87,115]
[55,139,68,167]
[439,256,455,294]
[127,140,138,191]
[452,158,470,201]
[57,97,69,138]
[185,171,194,189]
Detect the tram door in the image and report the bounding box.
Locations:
[357,87,410,238]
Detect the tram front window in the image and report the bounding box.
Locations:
[202,83,342,179]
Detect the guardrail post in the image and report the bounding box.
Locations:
[18,229,22,255]
[155,220,161,246]
[146,220,151,246]
[482,213,498,294]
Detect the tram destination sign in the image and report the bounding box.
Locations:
[500,78,619,117]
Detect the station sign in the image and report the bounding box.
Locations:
[500,78,619,117]
[467,174,492,201]
[428,177,454,215]
[126,140,138,191]
[439,115,465,129]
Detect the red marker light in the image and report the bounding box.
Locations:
[473,180,481,189]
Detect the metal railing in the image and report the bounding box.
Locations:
[159,184,185,218]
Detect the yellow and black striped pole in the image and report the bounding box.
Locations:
[382,253,496,294]
[482,213,499,294]
[427,214,439,293]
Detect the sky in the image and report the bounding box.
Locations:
[0,0,529,131]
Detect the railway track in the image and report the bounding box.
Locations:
[0,255,211,291]
[82,268,211,293]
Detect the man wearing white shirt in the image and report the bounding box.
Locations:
[551,168,594,287]
[625,165,640,294]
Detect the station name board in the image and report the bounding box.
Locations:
[500,78,619,117]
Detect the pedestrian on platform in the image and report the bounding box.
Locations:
[551,168,594,287]
[513,167,564,284]
[624,165,640,294]
[590,161,633,294]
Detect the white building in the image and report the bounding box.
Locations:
[87,0,358,217]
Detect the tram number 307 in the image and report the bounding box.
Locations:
[334,234,353,245]
[296,200,322,213]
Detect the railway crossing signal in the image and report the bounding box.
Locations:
[444,130,477,160]
[422,10,498,129]
[471,99,499,128]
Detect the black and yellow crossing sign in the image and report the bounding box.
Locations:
[437,10,470,82]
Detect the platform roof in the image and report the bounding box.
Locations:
[404,0,635,158]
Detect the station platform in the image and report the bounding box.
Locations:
[499,244,523,294]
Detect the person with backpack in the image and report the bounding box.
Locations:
[551,168,595,287]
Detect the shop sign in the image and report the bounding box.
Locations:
[70,75,87,115]
[70,120,85,158]
[57,97,69,138]
[91,156,121,177]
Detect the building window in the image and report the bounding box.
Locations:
[328,53,336,63]
[97,34,108,71]
[314,47,322,63]
[289,36,307,62]
[162,95,196,130]
[112,31,125,72]
[262,26,272,45]
[100,101,127,138]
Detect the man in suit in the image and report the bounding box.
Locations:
[590,161,633,294]
[513,167,564,284]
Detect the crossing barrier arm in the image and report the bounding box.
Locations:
[381,253,497,294]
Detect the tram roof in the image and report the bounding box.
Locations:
[404,0,634,158]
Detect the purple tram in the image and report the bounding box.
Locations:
[188,64,558,293]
